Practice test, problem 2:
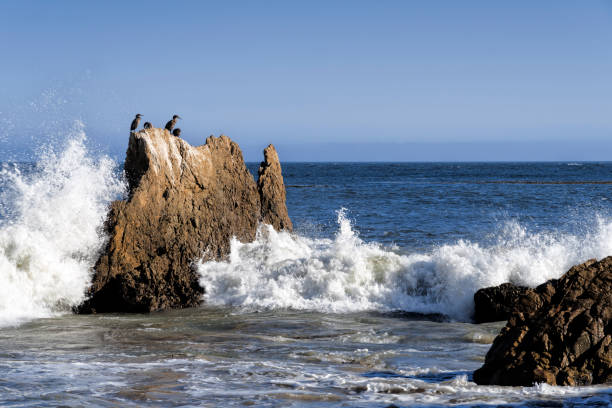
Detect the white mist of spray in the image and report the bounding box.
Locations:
[197,209,612,321]
[0,122,125,327]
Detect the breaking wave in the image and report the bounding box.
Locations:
[0,122,124,327]
[3,131,612,325]
[197,209,612,321]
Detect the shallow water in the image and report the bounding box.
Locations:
[2,308,610,407]
[1,135,612,406]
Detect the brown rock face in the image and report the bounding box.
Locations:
[473,283,534,323]
[78,129,291,313]
[473,257,612,386]
[257,144,293,231]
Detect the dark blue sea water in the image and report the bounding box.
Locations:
[266,162,612,250]
[1,139,612,407]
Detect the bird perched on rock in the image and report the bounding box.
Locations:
[165,115,181,132]
[172,128,181,138]
[143,122,152,129]
[130,114,142,132]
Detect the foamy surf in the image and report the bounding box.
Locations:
[0,122,124,327]
[197,209,612,321]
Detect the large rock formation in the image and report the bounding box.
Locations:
[473,257,612,386]
[79,128,291,313]
[473,283,533,323]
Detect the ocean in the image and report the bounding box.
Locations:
[1,133,612,407]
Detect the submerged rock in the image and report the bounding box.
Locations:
[473,283,534,323]
[473,257,612,386]
[78,128,291,313]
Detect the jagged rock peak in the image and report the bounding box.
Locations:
[258,144,293,231]
[78,128,292,313]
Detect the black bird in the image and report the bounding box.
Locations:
[172,128,181,138]
[164,115,181,132]
[143,122,152,129]
[130,114,142,132]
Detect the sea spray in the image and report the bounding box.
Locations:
[0,122,124,326]
[197,209,612,321]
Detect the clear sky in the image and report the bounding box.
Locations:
[1,1,612,161]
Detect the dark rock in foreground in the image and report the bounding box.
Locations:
[474,257,612,386]
[78,128,291,313]
[473,282,533,323]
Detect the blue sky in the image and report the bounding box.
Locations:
[1,1,612,161]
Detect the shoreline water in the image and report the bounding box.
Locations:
[2,308,610,407]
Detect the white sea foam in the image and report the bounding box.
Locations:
[0,122,124,327]
[197,209,612,321]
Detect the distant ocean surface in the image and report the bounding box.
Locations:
[1,134,612,406]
